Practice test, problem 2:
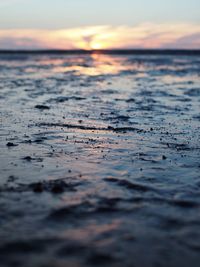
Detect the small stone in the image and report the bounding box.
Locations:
[6,142,18,147]
[51,184,64,194]
[32,183,43,193]
[34,105,50,110]
[23,156,32,161]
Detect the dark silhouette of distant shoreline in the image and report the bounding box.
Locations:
[0,49,200,55]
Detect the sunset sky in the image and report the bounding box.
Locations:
[0,0,200,49]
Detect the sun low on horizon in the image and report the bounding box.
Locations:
[0,0,199,50]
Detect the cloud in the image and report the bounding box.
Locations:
[0,23,200,49]
[163,32,200,49]
[0,37,43,49]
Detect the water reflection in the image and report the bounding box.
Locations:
[62,220,121,242]
[51,54,130,76]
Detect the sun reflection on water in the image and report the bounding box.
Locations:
[52,54,131,76]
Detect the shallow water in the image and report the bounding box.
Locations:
[0,53,200,267]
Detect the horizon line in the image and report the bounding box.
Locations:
[0,49,200,55]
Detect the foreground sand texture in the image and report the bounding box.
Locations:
[0,53,200,267]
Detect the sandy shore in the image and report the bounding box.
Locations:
[0,53,200,267]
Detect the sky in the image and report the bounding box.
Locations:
[0,0,200,49]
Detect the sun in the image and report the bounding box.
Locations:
[90,42,103,50]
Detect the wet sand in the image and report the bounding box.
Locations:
[0,52,200,267]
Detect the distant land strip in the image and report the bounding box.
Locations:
[0,49,200,55]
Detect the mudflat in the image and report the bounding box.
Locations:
[0,52,200,267]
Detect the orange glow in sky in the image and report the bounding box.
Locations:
[0,23,200,50]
